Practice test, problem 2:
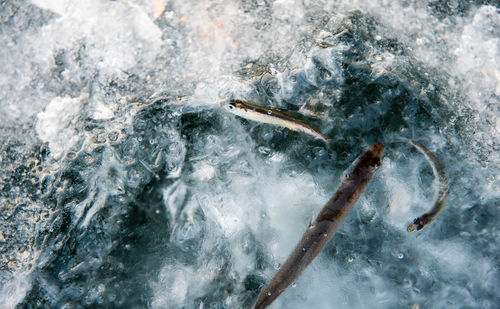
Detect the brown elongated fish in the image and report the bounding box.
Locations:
[221,99,329,145]
[404,140,448,232]
[253,142,384,309]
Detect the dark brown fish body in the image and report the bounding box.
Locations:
[253,142,384,309]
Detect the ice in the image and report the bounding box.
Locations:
[36,95,84,159]
[29,0,163,72]
[0,272,32,309]
[1,0,499,308]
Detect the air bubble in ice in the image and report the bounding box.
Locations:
[108,131,119,141]
[82,153,94,164]
[126,166,150,189]
[93,134,106,144]
[321,70,332,81]
[391,250,404,259]
[258,146,271,156]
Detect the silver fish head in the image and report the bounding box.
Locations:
[220,99,238,113]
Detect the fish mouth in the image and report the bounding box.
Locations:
[219,99,231,108]
[369,142,385,158]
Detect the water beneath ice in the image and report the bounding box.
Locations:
[0,0,499,308]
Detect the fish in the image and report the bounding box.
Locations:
[404,140,448,232]
[221,99,329,145]
[253,142,384,309]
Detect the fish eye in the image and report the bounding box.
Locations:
[228,103,235,110]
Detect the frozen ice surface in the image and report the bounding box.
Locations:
[0,0,499,308]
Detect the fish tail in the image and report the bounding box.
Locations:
[313,132,333,154]
[325,138,335,156]
[391,136,410,144]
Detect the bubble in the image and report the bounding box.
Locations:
[107,293,116,303]
[391,250,404,259]
[266,83,281,95]
[403,278,412,288]
[118,139,139,163]
[82,153,94,164]
[108,131,119,141]
[168,142,180,152]
[321,70,332,81]
[93,133,106,144]
[125,165,151,188]
[166,161,177,171]
[258,146,271,156]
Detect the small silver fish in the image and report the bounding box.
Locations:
[221,99,329,145]
[404,140,448,232]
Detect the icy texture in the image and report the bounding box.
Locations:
[0,0,499,308]
[36,95,84,159]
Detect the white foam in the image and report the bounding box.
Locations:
[0,272,32,309]
[90,102,115,120]
[453,6,500,100]
[151,265,194,309]
[29,0,162,74]
[36,95,84,159]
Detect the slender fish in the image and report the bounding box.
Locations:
[253,142,384,309]
[221,99,329,145]
[404,140,448,232]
